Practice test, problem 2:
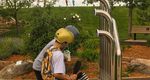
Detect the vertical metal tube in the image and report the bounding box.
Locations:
[112,18,122,80]
[99,1,113,79]
[99,2,105,80]
[99,6,110,72]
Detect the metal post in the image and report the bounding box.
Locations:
[112,18,122,80]
[96,0,115,79]
[95,0,121,80]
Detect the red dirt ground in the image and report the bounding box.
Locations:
[2,45,150,79]
[2,55,98,79]
[123,45,150,59]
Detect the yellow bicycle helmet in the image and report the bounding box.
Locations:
[55,28,74,43]
[55,25,79,44]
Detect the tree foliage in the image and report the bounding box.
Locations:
[82,0,98,5]
[136,0,150,25]
[1,0,33,34]
[5,0,32,8]
[114,0,150,37]
[114,0,150,10]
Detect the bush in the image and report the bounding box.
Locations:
[75,37,99,61]
[0,37,24,59]
[23,20,56,58]
[23,7,82,58]
[82,39,99,49]
[77,49,98,62]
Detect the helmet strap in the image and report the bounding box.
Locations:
[53,40,62,50]
[54,40,68,50]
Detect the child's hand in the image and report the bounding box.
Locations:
[64,50,71,61]
[70,74,77,80]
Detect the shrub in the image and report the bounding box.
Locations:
[75,37,99,61]
[77,49,98,62]
[23,19,56,58]
[23,7,82,58]
[82,39,99,49]
[0,37,24,59]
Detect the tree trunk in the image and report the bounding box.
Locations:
[37,0,40,6]
[15,11,19,35]
[128,0,133,39]
[14,0,19,35]
[44,0,46,7]
[128,7,133,38]
[0,61,33,79]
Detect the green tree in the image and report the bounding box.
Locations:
[82,0,98,6]
[35,0,56,8]
[136,0,150,25]
[3,0,33,34]
[114,0,150,38]
[42,0,56,7]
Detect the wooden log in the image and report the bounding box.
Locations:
[0,60,33,79]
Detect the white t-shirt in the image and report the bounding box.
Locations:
[51,48,66,74]
[50,46,66,80]
[33,39,66,80]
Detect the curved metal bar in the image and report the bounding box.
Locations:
[112,18,121,56]
[95,9,112,28]
[99,0,111,12]
[97,29,114,41]
[112,18,121,80]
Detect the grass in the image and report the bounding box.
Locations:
[112,7,129,41]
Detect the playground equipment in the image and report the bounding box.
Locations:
[95,0,121,80]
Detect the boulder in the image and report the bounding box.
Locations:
[0,60,33,79]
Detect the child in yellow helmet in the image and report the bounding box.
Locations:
[33,25,79,80]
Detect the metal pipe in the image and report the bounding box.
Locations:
[97,0,121,80]
[95,9,114,80]
[97,29,114,41]
[99,0,111,12]
[95,8,113,80]
[95,9,112,31]
[97,0,116,80]
[95,9,112,23]
[112,18,121,56]
[99,2,105,80]
[97,29,115,80]
[112,18,122,80]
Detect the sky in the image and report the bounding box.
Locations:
[0,0,125,7]
[31,0,102,7]
[54,0,100,7]
[31,0,126,7]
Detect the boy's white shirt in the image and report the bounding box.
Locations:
[51,49,66,74]
[33,39,66,74]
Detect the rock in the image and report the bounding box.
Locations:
[0,61,14,70]
[129,58,150,74]
[0,61,33,79]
